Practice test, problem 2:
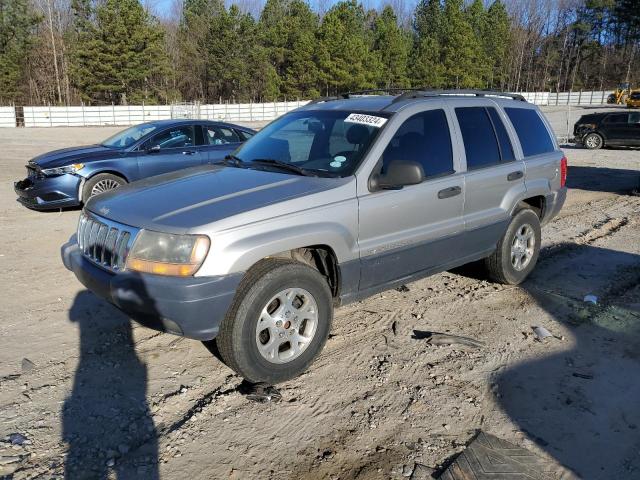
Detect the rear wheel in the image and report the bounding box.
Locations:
[583,132,603,150]
[484,209,541,285]
[216,259,333,384]
[82,173,126,202]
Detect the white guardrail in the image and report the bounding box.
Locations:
[10,101,310,128]
[0,91,619,127]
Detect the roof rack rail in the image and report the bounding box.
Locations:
[390,89,527,104]
[308,88,422,104]
[307,96,340,104]
[341,88,423,97]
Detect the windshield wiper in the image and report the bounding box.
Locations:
[250,158,319,177]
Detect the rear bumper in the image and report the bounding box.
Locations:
[61,238,243,341]
[14,174,81,210]
[542,187,567,225]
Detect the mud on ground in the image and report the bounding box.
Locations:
[0,127,639,480]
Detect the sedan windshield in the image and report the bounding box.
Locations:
[102,124,158,149]
[232,110,389,176]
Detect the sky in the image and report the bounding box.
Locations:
[146,0,417,21]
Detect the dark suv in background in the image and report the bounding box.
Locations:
[574,111,640,149]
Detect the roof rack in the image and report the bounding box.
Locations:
[390,89,527,104]
[307,88,423,104]
[307,89,527,106]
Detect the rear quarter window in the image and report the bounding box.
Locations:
[504,108,555,157]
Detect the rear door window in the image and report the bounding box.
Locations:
[382,109,453,177]
[487,108,515,162]
[604,113,628,124]
[204,126,241,145]
[455,107,501,169]
[236,129,254,141]
[504,107,554,157]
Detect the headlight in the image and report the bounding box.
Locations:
[41,163,84,176]
[578,123,597,130]
[126,230,210,276]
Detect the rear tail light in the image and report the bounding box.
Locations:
[560,155,567,187]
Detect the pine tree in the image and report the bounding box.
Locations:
[440,0,480,88]
[70,0,168,104]
[259,0,320,98]
[178,0,226,101]
[484,0,511,89]
[373,5,411,89]
[316,0,381,95]
[410,0,444,88]
[0,0,39,104]
[466,0,490,87]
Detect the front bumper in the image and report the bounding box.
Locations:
[61,238,243,340]
[14,174,82,210]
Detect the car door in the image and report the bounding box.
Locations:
[357,105,466,292]
[600,113,629,145]
[449,101,526,254]
[137,125,202,177]
[200,125,244,163]
[625,112,640,146]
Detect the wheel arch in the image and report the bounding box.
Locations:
[80,170,129,202]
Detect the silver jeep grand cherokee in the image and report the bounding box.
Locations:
[62,90,567,384]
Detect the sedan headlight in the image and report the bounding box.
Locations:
[126,230,210,276]
[41,163,84,176]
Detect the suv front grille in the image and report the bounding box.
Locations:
[77,212,138,272]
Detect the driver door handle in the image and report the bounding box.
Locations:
[437,186,462,199]
[182,150,197,156]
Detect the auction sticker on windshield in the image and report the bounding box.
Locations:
[344,113,387,128]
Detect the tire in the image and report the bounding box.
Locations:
[216,259,333,384]
[484,209,541,285]
[583,132,603,150]
[82,173,126,202]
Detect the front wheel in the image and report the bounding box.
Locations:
[82,173,126,202]
[583,132,603,150]
[216,259,333,384]
[484,209,541,285]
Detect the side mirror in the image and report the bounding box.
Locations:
[370,160,424,191]
[147,144,161,153]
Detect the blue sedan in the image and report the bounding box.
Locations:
[14,119,256,210]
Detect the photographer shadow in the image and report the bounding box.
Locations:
[62,291,159,479]
[495,245,640,479]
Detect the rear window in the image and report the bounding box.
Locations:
[505,108,555,157]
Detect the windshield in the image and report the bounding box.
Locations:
[102,124,158,149]
[233,110,389,176]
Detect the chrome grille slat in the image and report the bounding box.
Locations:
[76,212,138,272]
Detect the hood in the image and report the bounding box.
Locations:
[86,165,350,233]
[30,145,120,168]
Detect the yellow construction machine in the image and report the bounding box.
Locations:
[608,82,633,104]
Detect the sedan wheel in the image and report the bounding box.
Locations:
[91,178,121,196]
[82,173,126,203]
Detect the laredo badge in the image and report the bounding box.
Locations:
[344,113,387,128]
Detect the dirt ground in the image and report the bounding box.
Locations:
[1,116,639,480]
